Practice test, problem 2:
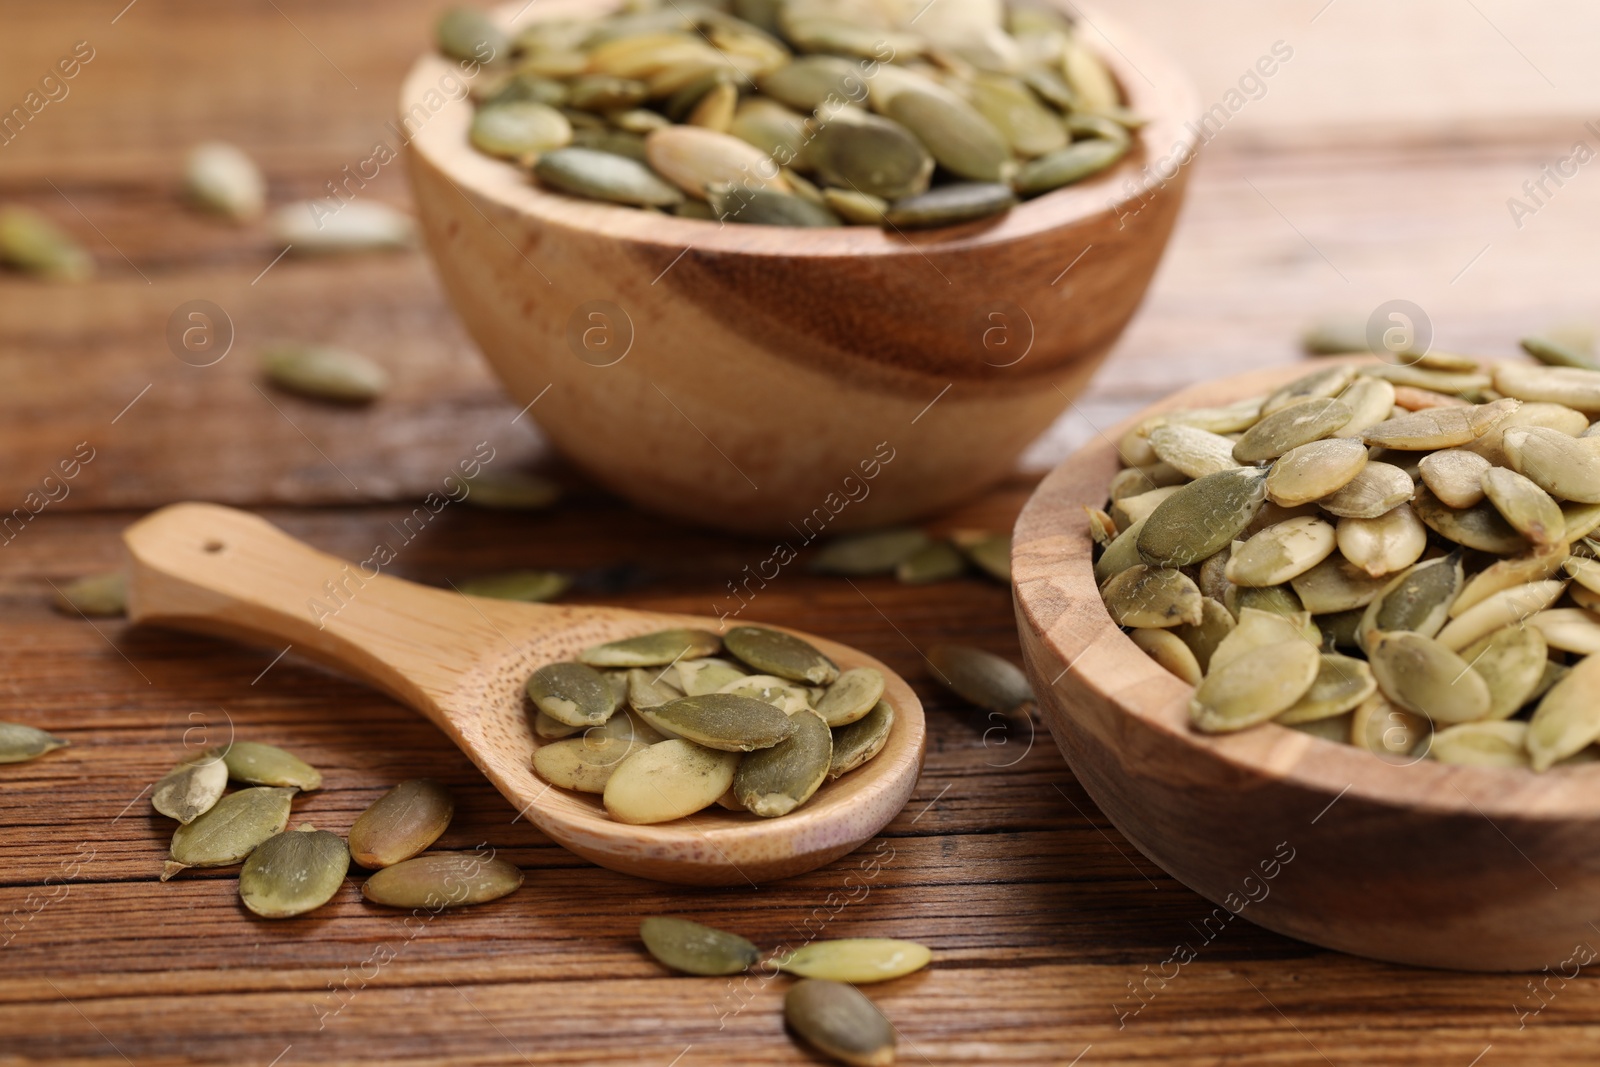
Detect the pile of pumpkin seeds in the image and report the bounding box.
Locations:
[442,0,1140,229]
[641,916,927,1065]
[152,742,521,916]
[527,625,894,822]
[1092,356,1600,770]
[810,527,1010,584]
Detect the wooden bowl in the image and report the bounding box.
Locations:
[1013,360,1600,972]
[401,1,1200,534]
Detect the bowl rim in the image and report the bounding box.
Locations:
[1013,355,1600,823]
[400,0,1202,257]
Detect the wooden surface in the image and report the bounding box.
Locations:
[9,1,1600,1064]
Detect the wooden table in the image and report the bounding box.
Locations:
[6,2,1600,1063]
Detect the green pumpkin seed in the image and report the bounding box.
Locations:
[1522,335,1600,371]
[733,707,831,816]
[1429,721,1530,769]
[926,644,1034,716]
[1094,515,1146,584]
[151,755,228,825]
[883,88,1010,182]
[184,141,266,223]
[1164,396,1267,435]
[582,628,722,668]
[526,662,620,727]
[1413,487,1529,555]
[348,779,454,868]
[533,735,649,793]
[646,126,787,200]
[1492,363,1600,413]
[1368,631,1490,724]
[609,107,673,134]
[1208,607,1314,673]
[1225,516,1337,588]
[0,721,69,764]
[270,200,415,253]
[262,344,388,404]
[1455,544,1570,616]
[1226,583,1311,623]
[895,540,967,584]
[361,851,523,908]
[603,739,740,823]
[626,667,688,712]
[811,529,931,575]
[1147,424,1240,480]
[461,470,561,510]
[882,179,1018,228]
[1463,401,1590,465]
[164,786,295,880]
[950,531,1011,582]
[1357,554,1463,650]
[1061,35,1120,111]
[777,938,932,983]
[1418,449,1491,509]
[1504,427,1600,504]
[1276,654,1377,724]
[1331,377,1399,438]
[675,657,749,696]
[729,98,812,164]
[437,7,509,61]
[1481,467,1566,544]
[595,707,669,745]
[535,146,686,206]
[52,572,126,617]
[239,828,350,918]
[483,73,568,108]
[469,101,573,162]
[1366,363,1490,396]
[1232,398,1352,463]
[1527,608,1600,654]
[967,73,1066,157]
[758,55,866,111]
[785,979,896,1067]
[823,187,888,224]
[1363,398,1520,450]
[1111,486,1181,528]
[1337,504,1427,577]
[212,741,322,790]
[1137,467,1269,568]
[1350,693,1430,756]
[1102,565,1204,628]
[1458,625,1548,720]
[814,667,886,726]
[711,185,840,226]
[1190,641,1321,733]
[1527,655,1600,770]
[1266,438,1369,507]
[1130,628,1203,685]
[534,711,583,739]
[1012,138,1126,196]
[566,74,649,112]
[829,699,894,778]
[1317,608,1365,651]
[718,674,811,715]
[0,207,92,281]
[1172,598,1236,672]
[640,916,760,975]
[1289,555,1391,614]
[724,625,838,684]
[641,693,795,751]
[457,570,569,602]
[1261,365,1357,416]
[571,126,651,161]
[1318,461,1413,520]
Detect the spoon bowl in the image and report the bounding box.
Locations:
[1014,359,1600,971]
[124,503,925,885]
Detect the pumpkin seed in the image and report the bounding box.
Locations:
[758,55,865,111]
[1172,598,1236,671]
[1462,401,1591,466]
[1337,504,1427,577]
[1429,720,1530,769]
[1189,641,1321,733]
[603,739,740,823]
[1434,580,1566,652]
[895,540,966,584]
[1527,655,1600,770]
[646,126,788,200]
[457,570,569,602]
[1565,500,1600,541]
[270,200,415,253]
[1265,438,1368,507]
[829,699,894,778]
[1392,385,1468,411]
[823,187,888,224]
[526,662,620,727]
[52,572,126,617]
[262,344,388,404]
[724,625,838,684]
[1094,516,1147,584]
[1522,335,1600,371]
[571,126,651,161]
[1418,449,1491,509]
[1493,362,1600,413]
[1013,138,1127,196]
[785,979,896,1067]
[882,181,1016,229]
[164,786,295,880]
[1290,711,1356,743]
[0,206,92,281]
[1300,317,1372,356]
[535,710,583,739]
[240,828,350,918]
[1130,628,1203,685]
[806,108,934,201]
[1367,631,1490,724]
[950,530,1011,582]
[1224,516,1337,588]
[729,98,812,163]
[733,707,831,816]
[1357,554,1463,650]
[184,142,266,223]
[1566,555,1600,595]
[470,101,573,163]
[712,184,840,226]
[1262,365,1357,416]
[361,851,523,908]
[461,470,562,510]
[1366,363,1490,396]
[641,693,796,751]
[596,707,669,745]
[1227,584,1312,625]
[534,146,686,206]
[1458,625,1548,720]
[777,938,932,984]
[926,644,1034,716]
[640,916,760,976]
[882,87,1010,182]
[967,73,1066,157]
[1527,608,1600,654]
[1232,398,1352,463]
[1208,607,1314,673]
[813,667,886,726]
[1137,467,1269,568]
[437,7,509,61]
[582,628,722,667]
[1102,565,1204,628]
[1504,426,1600,503]
[1331,377,1399,438]
[1317,608,1365,651]
[533,735,649,793]
[1481,467,1567,544]
[676,657,749,696]
[1147,424,1239,480]
[348,779,454,868]
[811,529,931,575]
[1413,487,1529,555]
[212,741,322,791]
[1111,486,1181,528]
[719,674,811,715]
[1455,544,1570,615]
[1350,693,1429,757]
[627,666,687,711]
[1276,654,1377,724]
[151,755,228,825]
[1363,398,1520,450]
[0,721,69,764]
[1318,461,1413,519]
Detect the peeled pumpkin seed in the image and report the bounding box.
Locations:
[640,916,760,976]
[1264,365,1358,415]
[348,779,454,868]
[526,662,619,727]
[1522,334,1600,371]
[1565,500,1600,541]
[967,73,1066,157]
[534,146,685,206]
[1147,424,1239,480]
[712,184,841,226]
[785,979,896,1067]
[724,625,838,684]
[164,786,294,880]
[1101,565,1204,628]
[882,181,1016,229]
[1208,608,1314,674]
[811,529,931,575]
[262,345,389,404]
[646,126,787,200]
[1463,401,1590,466]
[583,628,721,668]
[814,667,886,726]
[1111,486,1181,528]
[1413,488,1529,555]
[732,707,831,816]
[718,675,811,716]
[808,109,934,202]
[1350,693,1429,756]
[0,721,69,764]
[361,851,523,908]
[535,711,583,739]
[1164,395,1266,435]
[533,736,649,793]
[1454,545,1570,616]
[1232,399,1352,463]
[184,141,266,223]
[460,471,562,511]
[1225,516,1337,588]
[1227,584,1312,624]
[885,88,1010,182]
[950,530,1011,583]
[151,755,228,825]
[895,540,966,584]
[675,657,749,697]
[1317,461,1412,519]
[1130,628,1203,685]
[1362,398,1520,450]
[1504,427,1600,504]
[1418,449,1492,509]
[458,570,569,602]
[470,101,572,161]
[270,200,415,253]
[1266,438,1368,507]
[1527,656,1600,770]
[1013,138,1127,196]
[823,187,888,224]
[1358,554,1463,649]
[729,98,812,163]
[1290,712,1355,743]
[437,7,509,61]
[1276,654,1376,724]
[52,572,126,617]
[1492,362,1600,413]
[1367,631,1490,724]
[627,666,686,710]
[1331,377,1399,439]
[1392,385,1467,411]
[1172,598,1236,672]
[1190,641,1321,733]
[777,938,932,984]
[1527,608,1600,654]
[596,707,668,745]
[1336,504,1427,577]
[1458,625,1548,720]
[829,699,893,778]
[240,828,350,918]
[1429,721,1530,769]
[1433,579,1566,652]
[1366,363,1490,396]
[0,207,92,281]
[1094,516,1146,584]
[213,740,322,791]
[758,55,864,111]
[603,739,740,823]
[926,644,1034,716]
[1137,467,1268,568]
[642,693,795,751]
[1317,608,1365,651]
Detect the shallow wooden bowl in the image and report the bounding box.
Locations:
[401,1,1200,534]
[1014,360,1600,972]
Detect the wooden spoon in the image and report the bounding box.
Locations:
[1014,358,1600,971]
[123,503,925,885]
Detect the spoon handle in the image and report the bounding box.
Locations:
[123,502,526,717]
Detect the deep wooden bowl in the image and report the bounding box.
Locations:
[1014,360,1600,972]
[401,1,1199,534]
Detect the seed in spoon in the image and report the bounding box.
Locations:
[0,722,69,764]
[775,938,932,984]
[602,739,740,824]
[361,851,524,908]
[733,708,832,817]
[641,693,795,751]
[239,828,351,918]
[526,662,620,727]
[164,786,295,880]
[640,916,760,976]
[724,626,838,684]
[457,570,570,602]
[814,667,886,727]
[151,754,228,825]
[581,628,722,668]
[348,779,454,868]
[211,741,322,791]
[532,735,648,793]
[829,700,894,778]
[785,979,896,1067]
